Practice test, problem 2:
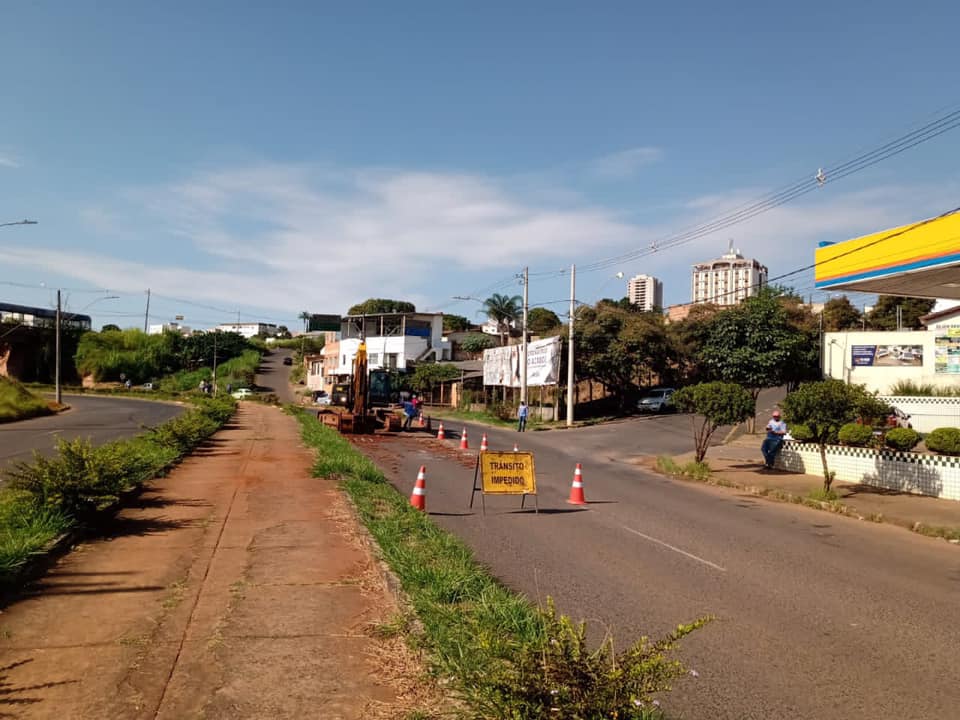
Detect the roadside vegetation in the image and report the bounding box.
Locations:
[0,396,235,585]
[0,377,53,423]
[293,409,707,719]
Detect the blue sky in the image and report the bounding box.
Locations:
[1,1,958,330]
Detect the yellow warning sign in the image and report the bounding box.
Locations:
[479,451,536,495]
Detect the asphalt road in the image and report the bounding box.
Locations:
[0,395,184,472]
[357,413,960,720]
[255,348,297,404]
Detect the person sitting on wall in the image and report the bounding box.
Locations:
[761,409,787,470]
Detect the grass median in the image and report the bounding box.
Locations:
[0,377,54,424]
[0,395,236,586]
[293,408,707,720]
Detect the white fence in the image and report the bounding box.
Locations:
[775,442,960,502]
[878,395,960,434]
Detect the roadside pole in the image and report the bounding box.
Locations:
[521,266,529,405]
[566,264,575,427]
[55,289,62,405]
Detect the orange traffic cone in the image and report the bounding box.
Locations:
[567,463,587,505]
[418,412,426,428]
[480,433,489,452]
[460,428,469,450]
[410,465,427,511]
[437,423,445,440]
[513,442,519,452]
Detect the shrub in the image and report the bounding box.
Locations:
[837,423,874,447]
[0,377,52,423]
[789,423,814,443]
[672,382,754,462]
[458,333,496,354]
[884,427,921,452]
[924,428,960,456]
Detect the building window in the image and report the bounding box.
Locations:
[369,353,379,364]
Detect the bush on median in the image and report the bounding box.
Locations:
[293,408,706,719]
[924,427,960,456]
[0,395,236,583]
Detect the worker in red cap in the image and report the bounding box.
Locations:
[761,409,788,470]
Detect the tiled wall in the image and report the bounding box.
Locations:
[776,442,960,502]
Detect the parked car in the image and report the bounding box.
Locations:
[313,391,331,406]
[283,356,293,366]
[142,382,154,390]
[232,388,254,400]
[637,388,676,413]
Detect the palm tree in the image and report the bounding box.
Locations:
[482,293,522,346]
[298,311,311,334]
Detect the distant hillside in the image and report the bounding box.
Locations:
[0,377,53,423]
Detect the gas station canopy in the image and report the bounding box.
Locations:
[815,211,960,299]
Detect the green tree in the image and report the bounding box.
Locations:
[347,298,416,315]
[576,303,673,409]
[667,303,721,384]
[100,323,121,332]
[821,296,862,331]
[698,288,809,429]
[298,311,311,333]
[408,363,461,393]
[673,382,755,462]
[866,295,936,330]
[458,333,496,354]
[482,293,522,346]
[781,380,889,490]
[442,313,472,332]
[527,307,561,334]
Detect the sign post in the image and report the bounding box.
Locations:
[470,451,538,514]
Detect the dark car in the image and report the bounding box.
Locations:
[282,356,293,365]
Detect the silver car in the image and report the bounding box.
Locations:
[637,388,676,413]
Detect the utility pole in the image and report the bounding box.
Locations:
[212,330,218,396]
[566,264,575,427]
[55,289,62,405]
[520,266,529,405]
[144,288,151,333]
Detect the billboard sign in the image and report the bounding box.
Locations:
[851,345,923,367]
[308,314,341,332]
[482,337,561,387]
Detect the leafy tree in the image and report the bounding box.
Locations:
[575,303,673,409]
[298,311,311,333]
[443,313,472,332]
[274,325,292,339]
[408,363,461,393]
[458,333,496,354]
[781,380,889,490]
[866,295,936,330]
[482,293,522,346]
[527,307,561,334]
[672,382,755,462]
[667,303,721,384]
[821,296,862,331]
[698,288,810,429]
[347,298,416,315]
[100,323,121,332]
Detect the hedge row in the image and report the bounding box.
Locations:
[0,396,235,584]
[790,423,959,455]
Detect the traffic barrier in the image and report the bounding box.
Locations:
[410,465,427,511]
[418,412,426,428]
[566,463,587,505]
[513,442,519,452]
[480,433,489,452]
[437,423,445,440]
[460,428,469,450]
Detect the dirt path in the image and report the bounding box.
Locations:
[0,403,419,719]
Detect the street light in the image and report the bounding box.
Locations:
[55,293,119,404]
[0,219,38,228]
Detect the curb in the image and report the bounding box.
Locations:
[654,462,960,546]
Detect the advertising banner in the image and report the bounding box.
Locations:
[482,337,561,387]
[850,344,923,367]
[935,335,960,374]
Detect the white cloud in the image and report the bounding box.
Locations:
[0,153,20,169]
[4,161,955,317]
[589,147,663,180]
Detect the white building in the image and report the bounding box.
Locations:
[336,313,451,375]
[691,242,768,306]
[215,322,278,339]
[148,322,192,336]
[626,274,663,311]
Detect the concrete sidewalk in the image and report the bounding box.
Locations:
[680,436,960,538]
[0,403,428,719]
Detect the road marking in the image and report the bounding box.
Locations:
[622,526,726,572]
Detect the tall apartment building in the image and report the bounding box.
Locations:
[691,242,768,306]
[626,274,663,311]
